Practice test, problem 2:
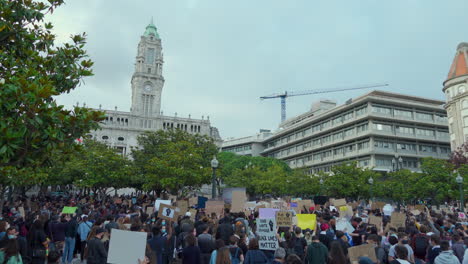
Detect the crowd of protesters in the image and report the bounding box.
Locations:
[0,193,467,264]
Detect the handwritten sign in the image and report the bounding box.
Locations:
[257,218,278,251]
[276,211,292,227]
[348,244,377,264]
[391,212,406,228]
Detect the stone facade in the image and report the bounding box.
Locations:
[89,21,221,155]
[443,43,468,150]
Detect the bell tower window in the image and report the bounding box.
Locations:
[145,48,155,64]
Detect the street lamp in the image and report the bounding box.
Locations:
[319,178,324,195]
[456,172,464,213]
[368,176,374,201]
[211,156,219,199]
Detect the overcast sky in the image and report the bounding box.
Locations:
[51,0,466,139]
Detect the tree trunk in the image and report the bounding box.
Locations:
[0,185,7,215]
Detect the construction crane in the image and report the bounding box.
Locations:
[260,83,389,123]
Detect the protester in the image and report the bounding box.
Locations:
[389,245,411,264]
[305,235,328,264]
[0,237,23,264]
[215,247,231,264]
[86,227,107,264]
[228,235,243,264]
[77,215,92,261]
[243,238,268,264]
[328,240,347,264]
[62,214,77,264]
[427,234,442,264]
[182,233,201,264]
[28,219,48,264]
[434,240,461,264]
[272,247,286,264]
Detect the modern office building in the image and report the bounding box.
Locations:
[88,20,221,155]
[260,91,450,173]
[221,129,273,156]
[443,42,468,150]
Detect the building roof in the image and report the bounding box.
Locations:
[144,18,160,38]
[446,42,468,81]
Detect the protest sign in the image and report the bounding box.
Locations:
[256,218,278,251]
[259,208,279,219]
[313,196,328,205]
[62,206,77,214]
[276,211,293,227]
[271,200,287,210]
[107,229,147,264]
[231,191,246,212]
[18,207,25,218]
[296,214,316,230]
[189,197,198,207]
[391,212,406,228]
[158,204,178,222]
[348,244,377,264]
[176,200,189,215]
[205,200,225,216]
[146,206,154,215]
[155,200,171,211]
[368,215,382,229]
[197,196,208,208]
[459,213,466,219]
[414,204,425,211]
[335,218,355,233]
[333,198,347,207]
[371,201,385,210]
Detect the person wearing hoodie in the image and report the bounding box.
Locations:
[434,240,460,264]
[305,236,328,264]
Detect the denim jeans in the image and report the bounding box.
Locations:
[62,236,76,264]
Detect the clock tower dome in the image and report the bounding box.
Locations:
[131,19,164,117]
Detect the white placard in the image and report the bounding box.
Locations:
[107,229,146,264]
[155,200,171,211]
[335,218,355,233]
[257,218,278,251]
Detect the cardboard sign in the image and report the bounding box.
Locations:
[348,243,377,264]
[62,206,77,214]
[205,200,225,216]
[189,197,198,207]
[271,201,287,210]
[414,204,425,211]
[107,229,147,264]
[391,212,406,228]
[297,214,316,230]
[276,211,293,227]
[257,218,278,251]
[155,200,171,211]
[158,204,178,222]
[177,200,189,215]
[333,198,347,207]
[231,191,246,212]
[18,207,25,218]
[368,215,382,229]
[146,206,154,215]
[259,208,279,219]
[371,201,385,210]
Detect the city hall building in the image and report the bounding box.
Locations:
[89,21,221,154]
[223,91,451,173]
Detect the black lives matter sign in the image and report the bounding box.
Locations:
[256,218,278,251]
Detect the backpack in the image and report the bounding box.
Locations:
[414,235,429,257]
[230,247,241,264]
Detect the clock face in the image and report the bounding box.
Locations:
[144,85,152,92]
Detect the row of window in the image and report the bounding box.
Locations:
[373,138,450,154]
[163,122,201,133]
[223,145,252,153]
[100,135,125,141]
[373,122,449,138]
[372,105,447,122]
[375,157,419,168]
[266,104,369,149]
[445,85,467,101]
[104,116,129,126]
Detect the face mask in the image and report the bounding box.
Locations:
[7,235,16,239]
[162,221,166,226]
[162,228,167,234]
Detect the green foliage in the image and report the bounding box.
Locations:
[131,129,218,195]
[0,0,104,178]
[49,140,131,192]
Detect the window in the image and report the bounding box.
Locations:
[396,126,414,134]
[415,112,432,121]
[374,140,393,149]
[459,85,466,94]
[394,109,412,118]
[322,120,331,129]
[313,153,321,160]
[145,48,155,64]
[357,123,369,133]
[358,159,370,167]
[334,147,343,155]
[374,123,392,132]
[332,116,342,125]
[312,139,321,146]
[322,135,332,144]
[118,137,124,141]
[102,136,109,140]
[463,100,468,109]
[376,159,392,166]
[333,132,343,141]
[312,125,321,132]
[440,147,450,154]
[416,128,434,137]
[397,143,416,151]
[464,116,468,126]
[344,144,355,152]
[357,141,369,150]
[343,128,354,137]
[356,106,368,116]
[372,105,392,115]
[419,145,436,152]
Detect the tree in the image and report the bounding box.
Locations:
[0,0,103,207]
[451,142,468,169]
[418,157,459,203]
[132,129,218,196]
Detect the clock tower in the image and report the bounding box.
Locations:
[131,19,164,117]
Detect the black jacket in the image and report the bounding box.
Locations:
[87,237,107,264]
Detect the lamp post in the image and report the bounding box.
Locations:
[368,176,374,201]
[211,156,219,199]
[319,178,324,195]
[456,172,464,213]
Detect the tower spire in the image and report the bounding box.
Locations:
[144,17,159,38]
